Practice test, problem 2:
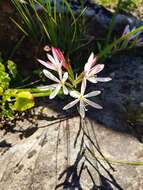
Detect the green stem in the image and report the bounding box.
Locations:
[7,87,64,98]
[88,151,143,166]
[32,90,63,97]
[32,91,52,97]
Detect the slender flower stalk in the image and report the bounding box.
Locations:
[63,80,102,118]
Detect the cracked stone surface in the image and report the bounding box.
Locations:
[0,104,143,190]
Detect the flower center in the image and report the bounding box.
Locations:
[79,95,84,100]
[61,80,65,86]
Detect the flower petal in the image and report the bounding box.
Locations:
[128,31,142,41]
[62,72,68,82]
[37,59,56,71]
[90,64,104,75]
[63,85,68,95]
[58,67,63,80]
[84,91,101,98]
[123,25,130,35]
[96,77,112,82]
[87,76,98,83]
[52,47,60,65]
[84,52,96,72]
[47,53,59,69]
[52,47,63,60]
[84,99,103,109]
[137,38,143,46]
[79,100,85,118]
[51,47,69,69]
[43,69,59,83]
[70,91,80,98]
[81,78,87,95]
[49,84,61,99]
[63,99,79,110]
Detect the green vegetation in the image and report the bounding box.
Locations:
[94,0,138,12]
[11,0,87,57]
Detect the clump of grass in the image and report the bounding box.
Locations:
[11,0,87,58]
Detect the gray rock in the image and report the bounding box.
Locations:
[0,103,143,189]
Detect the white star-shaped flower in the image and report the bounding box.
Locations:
[39,69,69,99]
[63,80,102,118]
[84,52,112,84]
